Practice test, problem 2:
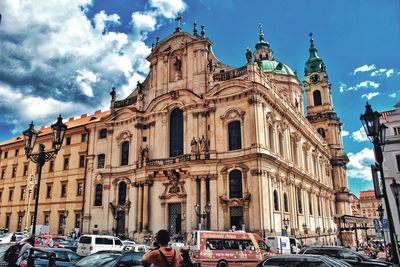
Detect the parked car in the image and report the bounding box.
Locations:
[257,254,352,267]
[58,239,79,252]
[123,244,150,253]
[76,235,124,256]
[0,243,13,267]
[73,250,144,267]
[299,246,392,266]
[0,233,13,244]
[20,247,81,267]
[13,232,27,242]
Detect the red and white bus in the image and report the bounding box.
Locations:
[188,230,272,267]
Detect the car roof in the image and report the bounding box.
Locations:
[94,250,144,255]
[267,254,325,259]
[80,235,119,238]
[305,246,344,249]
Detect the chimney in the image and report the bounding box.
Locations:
[81,114,88,118]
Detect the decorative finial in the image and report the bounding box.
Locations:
[201,24,205,38]
[175,15,182,32]
[309,32,314,48]
[151,41,154,52]
[156,36,159,46]
[193,21,198,36]
[258,23,264,42]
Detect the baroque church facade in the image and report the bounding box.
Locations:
[82,24,350,244]
[0,23,350,245]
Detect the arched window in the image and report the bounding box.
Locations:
[313,90,322,106]
[308,192,313,215]
[317,128,326,138]
[284,192,289,212]
[229,170,243,198]
[94,184,102,206]
[118,182,127,205]
[317,197,322,216]
[99,129,107,139]
[273,190,279,211]
[297,188,303,214]
[170,108,184,157]
[121,141,129,166]
[228,121,242,150]
[268,125,274,151]
[97,154,105,169]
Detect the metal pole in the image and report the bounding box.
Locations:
[27,151,44,267]
[375,139,400,265]
[24,188,32,233]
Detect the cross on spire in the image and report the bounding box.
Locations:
[309,32,314,47]
[258,23,264,42]
[175,15,182,32]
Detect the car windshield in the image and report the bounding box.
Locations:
[75,253,120,267]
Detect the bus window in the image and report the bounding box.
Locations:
[258,240,270,251]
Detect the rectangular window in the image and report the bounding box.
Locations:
[44,214,50,225]
[12,167,17,178]
[66,137,71,145]
[308,192,313,215]
[79,155,85,168]
[394,127,400,136]
[33,186,37,199]
[0,191,2,201]
[303,149,308,172]
[5,215,10,229]
[15,149,19,156]
[9,189,13,201]
[77,182,83,196]
[1,169,5,179]
[46,185,52,198]
[49,161,54,172]
[58,214,64,230]
[61,183,67,197]
[4,151,8,159]
[397,155,400,172]
[23,164,28,176]
[75,213,81,229]
[64,158,69,170]
[81,133,87,142]
[20,188,26,200]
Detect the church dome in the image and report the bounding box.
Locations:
[259,60,295,76]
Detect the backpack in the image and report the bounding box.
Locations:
[4,243,23,264]
[159,249,176,267]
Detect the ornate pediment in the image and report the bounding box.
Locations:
[159,170,187,200]
[220,108,245,124]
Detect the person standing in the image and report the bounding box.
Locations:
[142,230,183,267]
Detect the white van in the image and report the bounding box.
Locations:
[265,236,291,254]
[76,235,124,256]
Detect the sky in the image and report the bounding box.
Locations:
[0,0,399,196]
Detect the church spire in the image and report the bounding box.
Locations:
[255,23,270,49]
[305,33,325,75]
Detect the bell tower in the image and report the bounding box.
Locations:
[304,33,351,216]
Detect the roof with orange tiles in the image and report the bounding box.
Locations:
[0,110,110,146]
[380,110,394,121]
[359,190,376,199]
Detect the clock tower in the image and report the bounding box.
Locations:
[304,33,351,216]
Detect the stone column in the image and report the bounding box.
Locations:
[137,184,143,232]
[142,182,150,232]
[209,176,218,230]
[200,176,207,229]
[191,177,198,230]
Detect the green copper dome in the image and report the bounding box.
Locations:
[259,60,295,75]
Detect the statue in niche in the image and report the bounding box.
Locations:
[199,135,207,153]
[174,56,182,71]
[142,145,149,161]
[190,137,198,154]
[138,145,143,162]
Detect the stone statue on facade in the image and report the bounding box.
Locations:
[190,137,198,154]
[138,145,142,162]
[142,145,149,161]
[200,135,207,153]
[174,56,182,71]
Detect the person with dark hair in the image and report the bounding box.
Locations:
[16,236,34,266]
[142,230,183,267]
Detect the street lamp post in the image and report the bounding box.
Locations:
[195,202,211,230]
[283,218,290,237]
[23,116,67,267]
[24,175,37,234]
[315,227,321,245]
[390,179,400,223]
[360,102,399,265]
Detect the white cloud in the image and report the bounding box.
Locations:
[361,92,380,100]
[341,130,349,137]
[386,69,394,77]
[339,82,347,93]
[346,81,380,91]
[353,64,376,75]
[149,0,187,19]
[389,93,397,98]
[351,126,369,142]
[347,148,375,181]
[0,0,187,137]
